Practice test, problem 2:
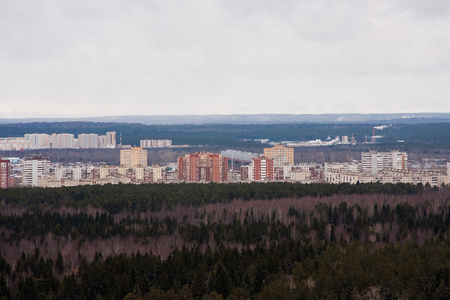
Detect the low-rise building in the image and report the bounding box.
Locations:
[326,169,448,187]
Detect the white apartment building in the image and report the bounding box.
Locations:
[326,169,448,187]
[324,162,361,173]
[244,164,253,181]
[106,132,116,148]
[326,171,360,184]
[98,136,107,148]
[361,151,407,173]
[24,134,52,149]
[54,166,84,180]
[140,139,172,148]
[277,165,294,180]
[78,134,99,148]
[0,138,32,151]
[51,133,75,149]
[22,156,50,187]
[22,132,116,149]
[391,150,408,170]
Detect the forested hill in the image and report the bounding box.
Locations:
[1,121,450,146]
[2,182,450,298]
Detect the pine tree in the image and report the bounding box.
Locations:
[56,251,64,274]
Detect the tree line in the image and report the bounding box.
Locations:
[0,182,425,213]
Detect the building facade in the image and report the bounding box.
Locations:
[23,132,116,149]
[140,139,172,148]
[326,169,448,187]
[22,156,50,187]
[264,145,294,166]
[252,156,274,181]
[106,132,116,148]
[0,138,32,151]
[51,133,75,149]
[120,147,148,168]
[361,151,408,173]
[0,158,11,188]
[78,134,99,148]
[178,152,228,183]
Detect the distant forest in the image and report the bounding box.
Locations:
[1,121,450,147]
[2,182,450,298]
[2,121,450,166]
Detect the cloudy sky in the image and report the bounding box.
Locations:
[1,0,449,118]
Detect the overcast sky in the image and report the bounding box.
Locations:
[1,0,449,118]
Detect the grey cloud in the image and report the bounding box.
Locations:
[0,0,449,117]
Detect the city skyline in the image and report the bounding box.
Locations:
[2,147,449,188]
[1,1,450,118]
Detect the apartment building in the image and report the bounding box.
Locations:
[264,145,294,166]
[22,156,50,187]
[0,158,11,188]
[78,134,99,148]
[51,133,75,149]
[0,138,32,151]
[54,166,83,180]
[178,152,228,183]
[140,139,172,148]
[23,132,116,149]
[148,165,166,182]
[361,151,407,173]
[252,156,274,181]
[24,134,52,149]
[106,132,116,148]
[324,162,361,173]
[120,147,148,168]
[326,169,448,187]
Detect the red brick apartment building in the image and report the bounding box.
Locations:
[252,156,274,181]
[178,152,228,183]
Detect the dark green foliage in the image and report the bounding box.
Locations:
[4,240,450,299]
[0,182,423,214]
[55,252,64,274]
[2,183,450,298]
[2,121,450,146]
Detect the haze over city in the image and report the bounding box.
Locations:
[1,0,450,118]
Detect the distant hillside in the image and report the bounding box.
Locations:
[1,113,450,125]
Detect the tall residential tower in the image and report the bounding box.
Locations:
[0,158,11,188]
[22,156,50,187]
[264,145,294,166]
[178,152,228,183]
[120,147,148,168]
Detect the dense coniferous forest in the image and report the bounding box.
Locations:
[2,182,450,298]
[2,121,450,146]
